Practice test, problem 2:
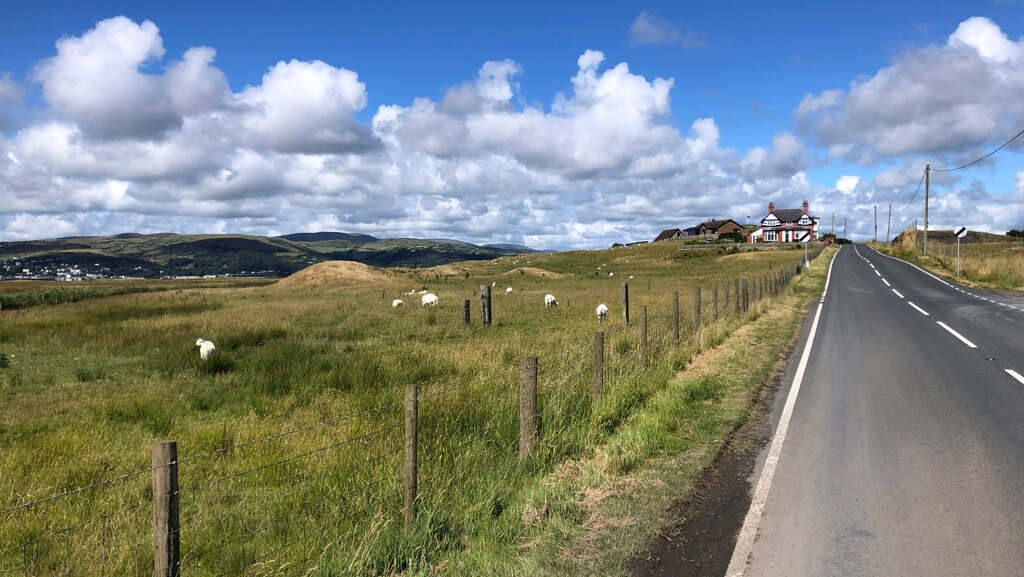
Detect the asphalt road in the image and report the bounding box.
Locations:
[732,244,1024,576]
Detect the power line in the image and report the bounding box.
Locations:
[931,125,1024,173]
[899,170,926,212]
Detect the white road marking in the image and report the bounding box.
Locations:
[724,246,841,577]
[892,289,904,298]
[874,270,881,277]
[1006,369,1024,386]
[936,321,978,349]
[882,278,891,287]
[908,301,930,316]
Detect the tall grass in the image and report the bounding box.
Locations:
[0,242,811,575]
[882,228,1024,290]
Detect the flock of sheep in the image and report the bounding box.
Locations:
[196,266,624,361]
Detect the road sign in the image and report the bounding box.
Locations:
[954,226,967,238]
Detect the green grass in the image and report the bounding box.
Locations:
[0,242,815,576]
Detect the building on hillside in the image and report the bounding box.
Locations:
[654,228,684,242]
[697,219,742,236]
[748,201,820,243]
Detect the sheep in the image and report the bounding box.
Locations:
[608,272,614,278]
[491,281,496,287]
[392,299,404,308]
[596,304,608,323]
[403,289,417,296]
[195,338,216,361]
[545,294,558,308]
[628,275,634,279]
[417,289,428,294]
[505,287,513,295]
[421,293,438,307]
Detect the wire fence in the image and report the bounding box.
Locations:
[0,245,827,576]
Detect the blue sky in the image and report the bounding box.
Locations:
[1,1,1023,245]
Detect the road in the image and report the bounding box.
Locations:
[729,244,1024,576]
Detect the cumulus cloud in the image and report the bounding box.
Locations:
[796,16,1024,165]
[0,73,23,131]
[629,11,706,50]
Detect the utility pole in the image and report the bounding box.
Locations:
[924,163,930,256]
[874,205,877,243]
[887,203,891,244]
[844,217,847,241]
[832,212,835,237]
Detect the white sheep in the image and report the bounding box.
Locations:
[491,281,496,287]
[418,289,428,294]
[195,338,216,361]
[421,293,438,307]
[628,275,634,279]
[392,299,404,308]
[545,294,558,308]
[596,304,608,323]
[403,289,416,296]
[505,286,513,295]
[608,272,614,278]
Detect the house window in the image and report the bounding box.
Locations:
[765,231,776,242]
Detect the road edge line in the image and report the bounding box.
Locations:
[723,245,841,577]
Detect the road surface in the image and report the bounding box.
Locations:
[730,244,1024,576]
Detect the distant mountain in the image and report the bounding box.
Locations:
[0,232,537,280]
[277,232,378,243]
[483,243,552,253]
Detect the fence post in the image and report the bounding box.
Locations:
[724,282,730,321]
[642,306,649,370]
[734,278,740,313]
[463,299,470,326]
[742,278,749,312]
[479,285,491,327]
[404,384,418,528]
[622,283,630,325]
[153,440,180,577]
[713,284,719,322]
[519,357,538,458]
[694,287,701,331]
[672,292,679,347]
[593,332,604,404]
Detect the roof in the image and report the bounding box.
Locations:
[769,209,807,222]
[654,228,682,242]
[700,218,741,232]
[683,225,700,234]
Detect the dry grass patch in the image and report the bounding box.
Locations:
[273,260,389,289]
[500,266,570,279]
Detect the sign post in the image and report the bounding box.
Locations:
[954,227,967,277]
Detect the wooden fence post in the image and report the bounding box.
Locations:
[713,284,719,322]
[724,282,730,321]
[593,332,604,404]
[694,287,701,331]
[463,299,470,326]
[622,283,630,325]
[404,384,418,528]
[479,285,491,327]
[742,278,749,312]
[642,306,649,370]
[519,357,538,458]
[734,278,740,313]
[672,292,679,347]
[153,440,180,577]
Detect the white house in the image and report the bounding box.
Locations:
[748,201,819,243]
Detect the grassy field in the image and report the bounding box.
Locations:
[0,278,276,310]
[0,242,814,576]
[875,228,1024,291]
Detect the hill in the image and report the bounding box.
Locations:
[0,232,531,280]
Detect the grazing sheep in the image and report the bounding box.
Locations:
[392,299,404,308]
[492,281,496,287]
[545,294,558,308]
[195,338,216,360]
[418,289,428,294]
[421,293,438,307]
[596,304,608,323]
[404,289,416,296]
[505,287,513,295]
[628,275,634,279]
[608,272,614,278]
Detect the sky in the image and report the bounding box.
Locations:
[1,1,1024,247]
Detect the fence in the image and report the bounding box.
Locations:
[0,245,827,576]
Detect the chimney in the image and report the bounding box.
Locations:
[768,202,774,213]
[802,200,809,214]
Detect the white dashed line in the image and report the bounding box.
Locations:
[892,289,904,298]
[936,321,978,349]
[1006,369,1024,386]
[874,270,881,277]
[908,301,930,316]
[882,278,891,287]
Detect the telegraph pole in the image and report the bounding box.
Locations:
[886,203,891,244]
[924,163,930,256]
[832,212,835,237]
[844,217,847,241]
[874,205,877,243]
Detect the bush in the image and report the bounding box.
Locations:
[1008,229,1024,238]
[0,353,8,369]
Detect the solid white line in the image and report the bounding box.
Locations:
[874,270,881,277]
[908,301,930,316]
[724,247,840,577]
[936,321,978,349]
[892,289,904,298]
[882,278,891,287]
[1006,369,1024,386]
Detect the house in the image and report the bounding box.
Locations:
[654,228,684,242]
[748,201,820,243]
[697,219,742,236]
[682,225,700,237]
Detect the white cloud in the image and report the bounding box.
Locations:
[835,175,860,194]
[629,11,706,50]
